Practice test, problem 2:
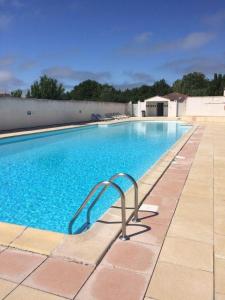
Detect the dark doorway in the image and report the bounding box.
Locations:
[157,103,164,116]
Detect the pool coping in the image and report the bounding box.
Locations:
[0,118,197,266]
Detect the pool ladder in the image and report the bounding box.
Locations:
[68,173,139,240]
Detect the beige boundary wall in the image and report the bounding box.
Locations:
[185,96,225,117]
[0,97,129,131]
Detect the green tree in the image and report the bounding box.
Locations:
[151,79,172,96]
[208,73,225,96]
[70,80,103,100]
[136,85,154,101]
[172,72,209,96]
[172,80,183,93]
[26,90,31,98]
[21,71,225,102]
[11,89,22,97]
[26,75,65,99]
[99,84,117,102]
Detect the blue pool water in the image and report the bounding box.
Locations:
[0,121,190,233]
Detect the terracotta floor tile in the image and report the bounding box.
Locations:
[159,236,213,272]
[138,209,174,226]
[163,169,188,181]
[147,196,178,212]
[146,261,213,300]
[0,245,6,252]
[5,285,67,300]
[161,168,187,179]
[0,248,46,283]
[126,222,168,246]
[102,240,160,274]
[151,181,183,199]
[169,164,190,172]
[159,173,186,184]
[0,278,17,299]
[76,265,148,300]
[144,194,178,211]
[24,257,93,299]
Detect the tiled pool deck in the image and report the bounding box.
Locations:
[0,119,224,299]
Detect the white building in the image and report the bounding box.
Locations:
[135,93,187,117]
[134,91,225,118]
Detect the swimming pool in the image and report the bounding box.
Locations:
[0,121,191,234]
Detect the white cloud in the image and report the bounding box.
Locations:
[120,31,216,56]
[124,71,154,83]
[134,32,152,43]
[0,70,23,90]
[0,55,15,66]
[203,10,225,26]
[180,32,215,50]
[42,66,111,82]
[160,56,225,75]
[20,59,37,70]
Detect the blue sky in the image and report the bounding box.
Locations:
[0,0,225,92]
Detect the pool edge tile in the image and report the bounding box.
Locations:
[0,222,26,247]
[10,228,65,256]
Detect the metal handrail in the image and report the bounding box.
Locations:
[110,173,139,222]
[68,180,129,240]
[86,173,139,226]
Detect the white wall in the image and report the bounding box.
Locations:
[164,102,168,116]
[126,101,133,116]
[146,102,157,116]
[132,103,139,116]
[0,97,128,131]
[177,101,186,117]
[167,101,177,117]
[185,96,225,116]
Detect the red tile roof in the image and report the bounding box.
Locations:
[164,92,188,102]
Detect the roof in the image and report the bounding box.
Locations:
[144,95,169,102]
[164,92,188,102]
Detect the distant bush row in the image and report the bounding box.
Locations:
[11,72,225,103]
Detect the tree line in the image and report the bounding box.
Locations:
[11,72,225,103]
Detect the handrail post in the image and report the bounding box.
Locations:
[119,190,129,241]
[132,180,139,222]
[109,173,140,223]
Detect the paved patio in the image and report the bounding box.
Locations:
[0,123,224,299]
